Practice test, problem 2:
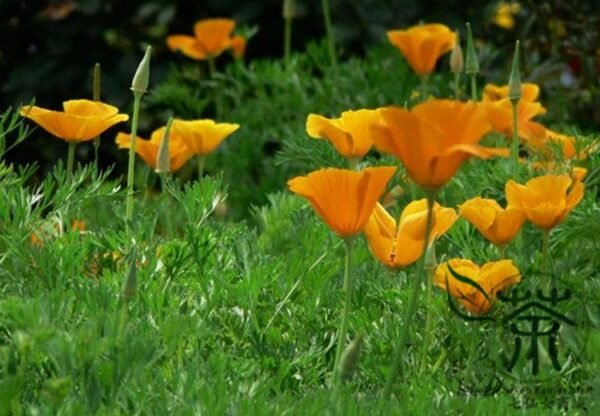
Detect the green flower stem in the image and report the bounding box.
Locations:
[207,57,216,76]
[453,71,461,100]
[420,75,429,101]
[418,259,435,374]
[197,155,206,180]
[332,237,354,389]
[470,74,477,101]
[511,100,520,173]
[541,229,551,283]
[66,142,76,178]
[125,92,143,226]
[159,172,174,238]
[384,194,436,399]
[321,0,337,68]
[92,62,101,171]
[284,10,293,65]
[497,244,507,259]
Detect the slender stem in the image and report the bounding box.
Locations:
[420,75,429,101]
[66,142,76,178]
[92,63,101,171]
[470,74,477,101]
[284,12,292,65]
[511,99,520,174]
[497,244,507,259]
[541,229,551,280]
[384,194,436,398]
[332,237,354,388]
[321,0,337,67]
[453,72,461,99]
[197,155,205,180]
[126,93,142,227]
[207,57,216,76]
[159,173,174,238]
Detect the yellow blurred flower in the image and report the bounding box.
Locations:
[363,200,457,268]
[459,197,525,246]
[387,23,456,76]
[287,167,396,238]
[491,2,521,30]
[170,119,240,156]
[506,174,584,230]
[167,18,246,60]
[372,99,507,190]
[20,100,128,142]
[306,110,379,159]
[434,258,521,315]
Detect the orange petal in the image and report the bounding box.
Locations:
[230,35,246,59]
[167,35,207,60]
[171,119,239,155]
[193,18,235,57]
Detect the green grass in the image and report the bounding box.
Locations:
[1,41,600,415]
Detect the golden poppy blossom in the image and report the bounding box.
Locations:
[116,127,193,172]
[287,167,396,238]
[169,119,239,156]
[434,258,521,315]
[387,23,457,76]
[483,82,541,102]
[372,99,507,190]
[20,100,128,142]
[306,110,379,159]
[505,174,584,230]
[167,18,246,60]
[459,197,525,246]
[363,200,457,268]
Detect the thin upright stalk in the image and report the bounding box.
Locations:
[92,63,101,170]
[541,230,551,280]
[420,75,429,101]
[66,142,76,178]
[321,0,337,67]
[125,93,142,226]
[470,75,477,101]
[384,194,436,398]
[207,57,216,76]
[453,72,461,99]
[497,244,507,259]
[283,2,293,65]
[197,155,205,180]
[332,237,354,388]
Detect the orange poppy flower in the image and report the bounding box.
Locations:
[166,18,246,60]
[524,127,596,161]
[459,197,525,246]
[306,110,379,158]
[116,126,193,172]
[434,258,521,315]
[363,200,457,268]
[20,100,128,142]
[170,119,239,156]
[505,174,584,230]
[287,167,396,238]
[482,98,547,142]
[387,23,457,76]
[372,99,506,190]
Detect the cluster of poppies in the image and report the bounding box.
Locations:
[289,22,588,316]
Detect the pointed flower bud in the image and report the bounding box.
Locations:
[131,46,152,95]
[465,23,479,75]
[283,0,296,19]
[449,30,464,74]
[156,117,174,174]
[508,40,522,103]
[339,333,365,381]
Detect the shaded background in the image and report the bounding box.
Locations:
[1,0,599,170]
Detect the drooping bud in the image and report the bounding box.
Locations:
[339,333,365,381]
[131,46,152,96]
[156,117,174,174]
[465,23,479,75]
[450,31,464,74]
[283,0,296,19]
[508,40,522,103]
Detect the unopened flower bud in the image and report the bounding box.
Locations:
[450,31,464,74]
[339,333,365,381]
[465,23,479,75]
[156,117,173,174]
[283,0,296,19]
[131,46,152,95]
[508,40,522,103]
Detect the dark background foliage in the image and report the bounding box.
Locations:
[1,0,599,178]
